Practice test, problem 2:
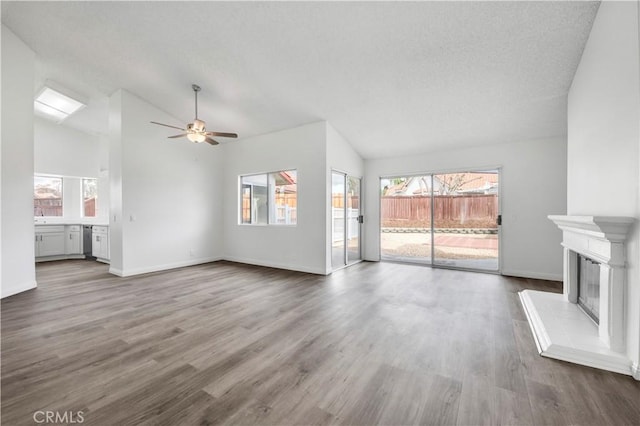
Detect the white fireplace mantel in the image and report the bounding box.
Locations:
[548,215,634,266]
[520,215,637,379]
[547,215,634,243]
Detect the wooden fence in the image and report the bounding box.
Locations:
[331,195,360,209]
[34,198,62,217]
[33,197,96,217]
[381,194,498,227]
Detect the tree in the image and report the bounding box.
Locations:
[437,173,482,195]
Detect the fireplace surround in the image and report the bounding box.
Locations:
[520,215,637,378]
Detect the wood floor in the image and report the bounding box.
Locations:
[2,260,639,425]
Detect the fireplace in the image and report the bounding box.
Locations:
[519,215,637,378]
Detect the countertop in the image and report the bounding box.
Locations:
[35,220,109,226]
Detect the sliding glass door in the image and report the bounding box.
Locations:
[346,176,361,263]
[332,173,346,268]
[380,169,500,272]
[380,175,433,264]
[332,172,361,270]
[432,171,499,271]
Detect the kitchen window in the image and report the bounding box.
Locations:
[82,178,98,217]
[34,175,63,217]
[240,170,297,225]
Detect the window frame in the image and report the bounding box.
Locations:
[239,169,297,226]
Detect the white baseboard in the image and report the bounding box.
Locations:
[360,262,561,282]
[223,255,327,275]
[632,362,640,381]
[1,280,37,299]
[109,256,222,277]
[502,269,562,282]
[109,267,125,277]
[35,254,86,262]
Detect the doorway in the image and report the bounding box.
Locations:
[380,169,500,272]
[332,172,361,270]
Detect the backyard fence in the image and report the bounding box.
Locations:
[381,194,498,227]
[332,208,360,243]
[34,198,62,217]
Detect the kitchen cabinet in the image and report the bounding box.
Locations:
[65,225,82,255]
[35,226,65,257]
[35,224,87,261]
[92,225,109,262]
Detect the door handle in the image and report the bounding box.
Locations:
[497,215,502,226]
[357,215,364,224]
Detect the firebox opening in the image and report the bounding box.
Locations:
[577,253,600,325]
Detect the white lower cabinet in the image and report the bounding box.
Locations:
[65,225,82,255]
[92,226,109,261]
[34,224,109,262]
[36,224,86,261]
[35,226,65,257]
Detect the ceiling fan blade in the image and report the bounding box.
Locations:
[205,131,238,138]
[150,121,185,131]
[205,137,220,145]
[168,134,188,138]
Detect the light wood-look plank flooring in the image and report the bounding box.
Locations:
[2,260,639,425]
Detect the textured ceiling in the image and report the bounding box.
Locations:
[2,1,599,159]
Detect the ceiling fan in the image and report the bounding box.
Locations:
[150,84,238,145]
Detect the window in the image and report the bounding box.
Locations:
[240,170,297,225]
[82,178,98,217]
[241,174,268,225]
[34,175,63,217]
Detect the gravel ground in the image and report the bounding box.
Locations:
[381,232,498,259]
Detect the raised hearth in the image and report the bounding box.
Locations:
[520,215,637,378]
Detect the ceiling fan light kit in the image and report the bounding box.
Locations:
[187,132,206,143]
[150,84,238,146]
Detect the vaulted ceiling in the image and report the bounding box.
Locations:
[2,1,599,159]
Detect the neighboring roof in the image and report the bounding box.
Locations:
[383,173,499,196]
[34,188,61,199]
[441,173,498,192]
[384,176,432,196]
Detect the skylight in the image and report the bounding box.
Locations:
[34,86,85,123]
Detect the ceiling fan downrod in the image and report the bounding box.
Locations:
[192,84,201,120]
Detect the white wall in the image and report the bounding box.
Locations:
[222,121,328,274]
[326,123,365,272]
[567,0,640,374]
[109,89,223,276]
[364,137,568,281]
[109,90,124,272]
[34,117,102,177]
[1,26,37,298]
[34,117,109,223]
